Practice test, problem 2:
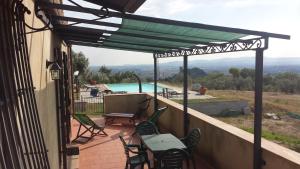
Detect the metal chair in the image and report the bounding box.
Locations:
[157,148,189,169]
[180,128,201,169]
[119,135,150,169]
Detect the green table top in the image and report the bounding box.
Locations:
[141,134,186,153]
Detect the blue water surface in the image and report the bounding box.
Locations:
[106,83,164,93]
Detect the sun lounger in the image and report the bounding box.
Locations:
[72,114,107,143]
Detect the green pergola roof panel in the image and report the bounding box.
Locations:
[41,1,290,53]
[121,19,247,42]
[118,28,220,43]
[103,18,249,52]
[106,34,195,48]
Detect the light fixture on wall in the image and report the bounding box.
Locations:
[46,60,61,80]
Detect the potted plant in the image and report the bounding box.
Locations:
[199,86,207,95]
[90,79,96,85]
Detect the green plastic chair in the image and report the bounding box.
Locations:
[119,135,150,169]
[147,106,168,124]
[180,128,201,169]
[157,148,189,169]
[72,114,107,143]
[135,121,160,136]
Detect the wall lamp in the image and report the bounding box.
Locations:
[46,60,61,80]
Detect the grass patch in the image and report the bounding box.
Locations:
[242,127,300,152]
[75,103,104,115]
[171,98,228,104]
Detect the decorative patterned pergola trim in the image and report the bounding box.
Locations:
[154,37,268,58]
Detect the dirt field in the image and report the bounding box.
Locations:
[206,90,300,152]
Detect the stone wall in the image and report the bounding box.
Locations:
[104,93,148,114]
[146,95,300,169]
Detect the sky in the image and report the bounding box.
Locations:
[67,0,300,66]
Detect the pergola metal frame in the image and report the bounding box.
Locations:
[31,1,290,169]
[153,37,269,169]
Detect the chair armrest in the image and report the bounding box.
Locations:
[128,147,147,155]
[127,144,141,148]
[127,144,143,153]
[179,137,186,143]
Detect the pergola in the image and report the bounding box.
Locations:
[35,1,290,169]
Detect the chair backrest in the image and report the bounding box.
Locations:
[158,148,189,169]
[119,135,130,159]
[73,114,95,126]
[184,128,201,153]
[148,106,168,124]
[135,121,159,136]
[135,97,152,118]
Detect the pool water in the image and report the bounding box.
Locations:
[106,83,164,93]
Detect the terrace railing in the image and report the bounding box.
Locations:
[74,91,104,115]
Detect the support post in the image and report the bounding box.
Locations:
[153,55,158,112]
[253,49,264,169]
[183,55,189,136]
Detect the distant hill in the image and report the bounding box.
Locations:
[89,57,300,78]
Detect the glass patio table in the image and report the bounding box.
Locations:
[141,133,186,153]
[141,133,187,168]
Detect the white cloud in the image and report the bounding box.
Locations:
[166,0,194,15]
[224,0,299,8]
[137,0,202,17]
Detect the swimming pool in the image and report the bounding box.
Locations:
[106,83,164,93]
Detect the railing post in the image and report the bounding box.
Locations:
[153,54,158,112]
[254,48,264,169]
[183,54,189,136]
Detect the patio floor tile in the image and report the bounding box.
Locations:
[71,117,213,169]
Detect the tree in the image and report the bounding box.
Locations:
[166,67,207,83]
[97,66,112,83]
[274,72,299,93]
[72,51,89,75]
[99,66,112,75]
[229,67,240,78]
[188,67,207,78]
[240,68,255,79]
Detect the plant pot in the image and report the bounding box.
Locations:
[90,80,96,85]
[200,87,207,95]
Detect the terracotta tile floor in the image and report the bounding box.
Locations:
[71,117,213,169]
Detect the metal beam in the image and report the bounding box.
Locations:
[51,15,121,28]
[64,37,99,43]
[183,55,189,136]
[103,44,156,53]
[153,56,158,112]
[69,40,154,53]
[254,48,265,169]
[39,1,290,40]
[104,39,181,50]
[68,41,102,47]
[57,32,103,39]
